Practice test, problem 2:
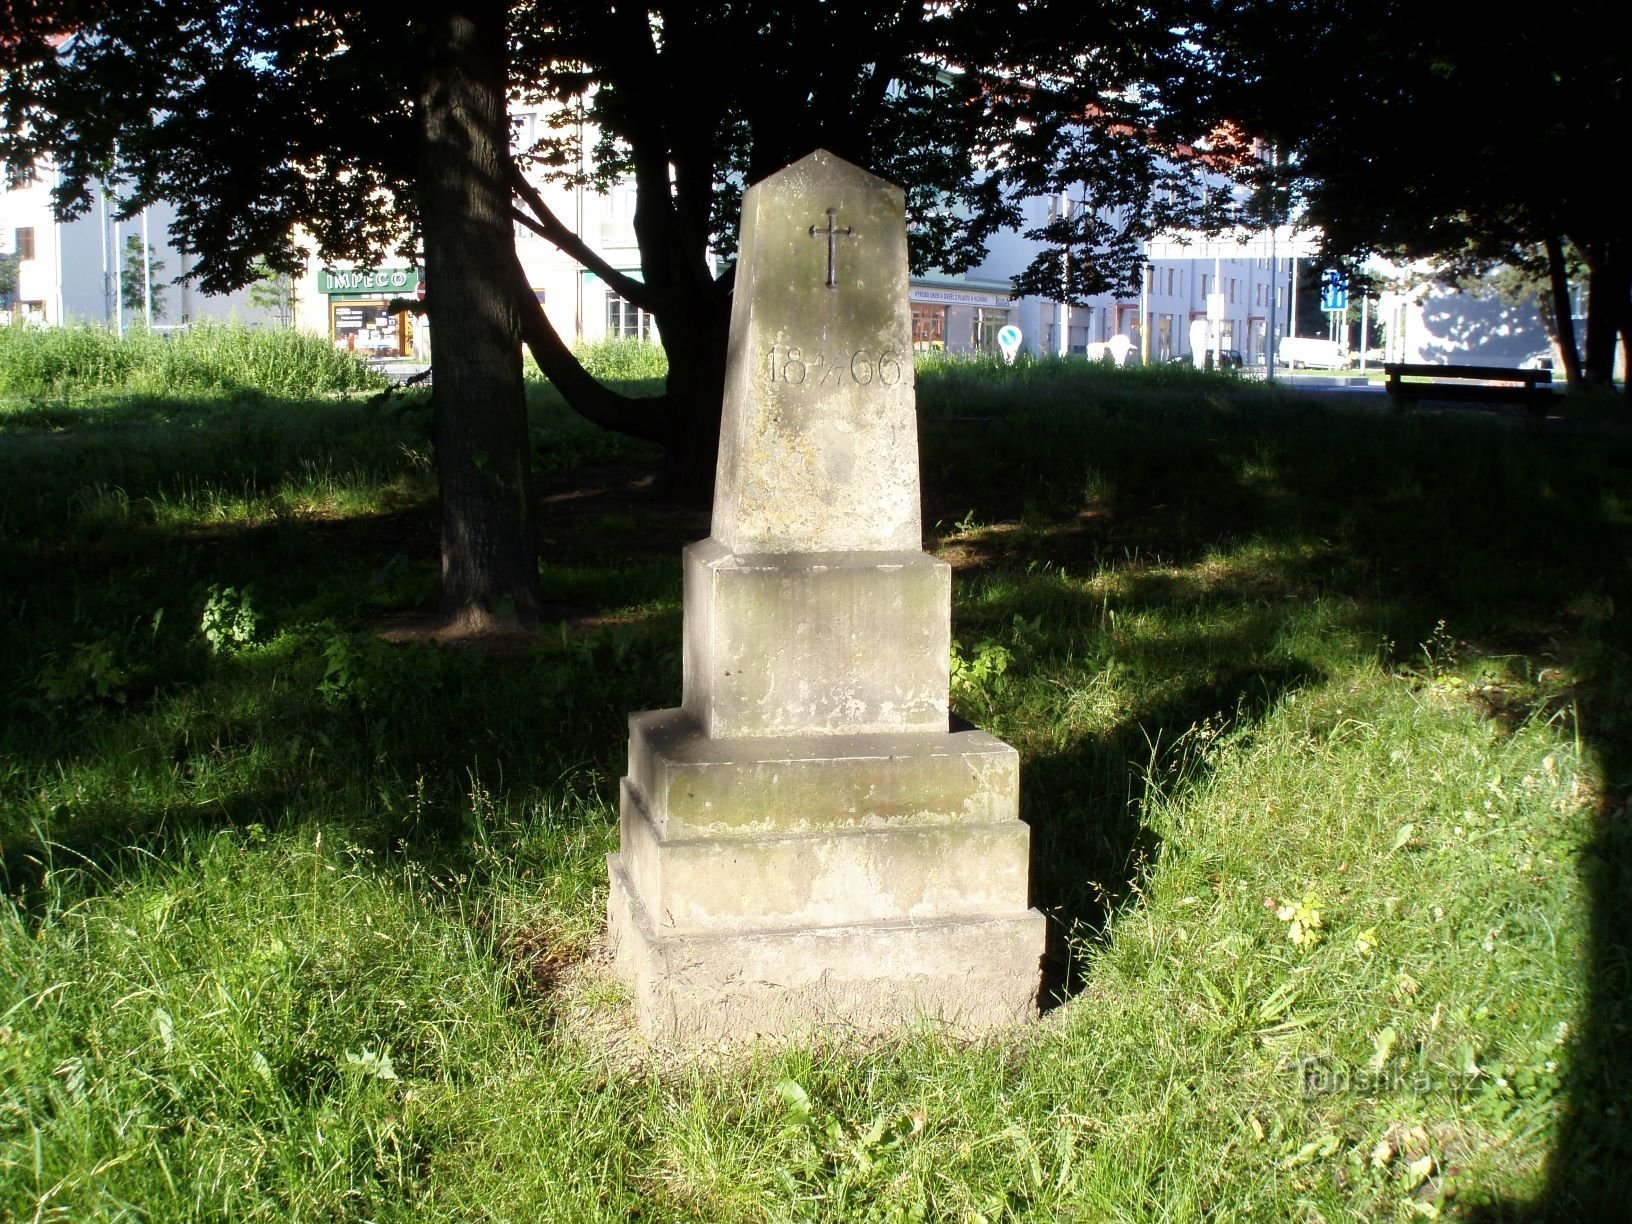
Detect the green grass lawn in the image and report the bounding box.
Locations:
[2,341,1629,1220]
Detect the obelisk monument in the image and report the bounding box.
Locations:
[607,150,1043,1039]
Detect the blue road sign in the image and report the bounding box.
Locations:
[1321,270,1349,313]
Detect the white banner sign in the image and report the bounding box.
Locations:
[909,286,1002,307]
[1144,227,1321,262]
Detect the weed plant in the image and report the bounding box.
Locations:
[1,351,1628,1219]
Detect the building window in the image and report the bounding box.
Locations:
[601,184,639,247]
[606,292,657,341]
[509,112,536,153]
[1165,268,1175,295]
[972,307,1007,351]
[1200,273,1210,297]
[15,227,35,261]
[330,300,408,357]
[911,303,945,350]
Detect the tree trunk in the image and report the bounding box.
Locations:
[416,4,541,632]
[1621,318,1632,414]
[1543,234,1583,389]
[653,299,731,507]
[1581,246,1629,389]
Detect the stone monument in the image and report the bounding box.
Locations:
[606,150,1044,1040]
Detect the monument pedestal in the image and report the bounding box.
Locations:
[605,150,1043,1040]
[606,709,1044,1039]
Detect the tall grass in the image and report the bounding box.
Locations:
[0,322,385,398]
[568,336,668,383]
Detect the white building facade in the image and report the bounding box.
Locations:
[1,168,273,328]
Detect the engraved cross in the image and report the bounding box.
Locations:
[808,208,857,289]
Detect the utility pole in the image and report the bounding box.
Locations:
[1265,144,1281,382]
[1289,255,1298,339]
[141,208,152,326]
[98,188,110,322]
[1359,292,1370,372]
[112,219,123,336]
[1058,191,1072,357]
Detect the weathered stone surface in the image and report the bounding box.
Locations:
[607,149,1043,1041]
[682,539,949,738]
[627,709,1019,838]
[712,150,919,556]
[619,777,1031,933]
[608,856,1044,1040]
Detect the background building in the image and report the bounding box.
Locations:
[1,168,274,327]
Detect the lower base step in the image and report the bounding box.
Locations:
[607,854,1045,1041]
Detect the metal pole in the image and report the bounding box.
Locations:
[1267,230,1278,382]
[112,220,123,336]
[141,208,152,326]
[1360,292,1370,372]
[1140,256,1150,366]
[1058,192,1071,357]
[98,188,109,322]
[1213,252,1223,365]
[1289,256,1298,338]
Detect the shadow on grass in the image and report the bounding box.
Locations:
[927,390,1632,1212]
[1025,659,1323,1007]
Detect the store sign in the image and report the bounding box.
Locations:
[320,267,421,295]
[909,286,1000,307]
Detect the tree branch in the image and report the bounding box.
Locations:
[509,162,658,311]
[506,248,671,446]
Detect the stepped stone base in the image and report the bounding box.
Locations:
[608,856,1045,1040]
[607,710,1045,1040]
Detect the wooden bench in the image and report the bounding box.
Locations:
[1383,363,1556,416]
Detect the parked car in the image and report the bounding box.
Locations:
[1276,336,1352,369]
[1166,349,1244,369]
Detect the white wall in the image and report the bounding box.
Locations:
[1,173,279,328]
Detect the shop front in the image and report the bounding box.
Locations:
[908,281,1013,354]
[320,267,422,358]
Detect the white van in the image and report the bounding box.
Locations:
[1276,336,1352,369]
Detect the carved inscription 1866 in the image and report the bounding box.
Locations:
[765,345,906,386]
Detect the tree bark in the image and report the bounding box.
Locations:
[653,295,731,506]
[1580,245,1629,390]
[1543,234,1583,389]
[416,3,541,631]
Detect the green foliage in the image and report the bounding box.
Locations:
[0,321,384,398]
[199,585,259,654]
[120,234,167,320]
[567,337,668,384]
[246,260,295,324]
[36,637,130,708]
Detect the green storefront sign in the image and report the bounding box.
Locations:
[319,267,421,296]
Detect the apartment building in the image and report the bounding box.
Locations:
[0,167,273,327]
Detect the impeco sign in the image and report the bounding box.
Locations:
[319,267,421,296]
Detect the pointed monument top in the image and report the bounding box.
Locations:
[711,149,919,555]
